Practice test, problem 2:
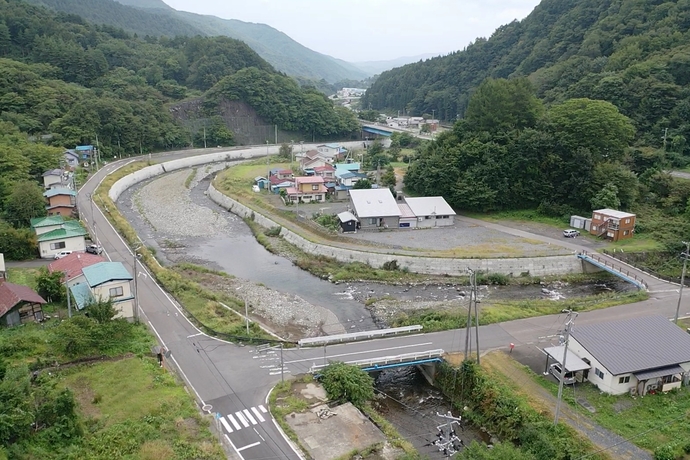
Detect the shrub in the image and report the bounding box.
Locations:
[486,273,510,285]
[319,362,374,408]
[382,260,399,271]
[36,267,66,303]
[264,226,282,237]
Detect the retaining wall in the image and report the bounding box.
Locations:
[107,150,583,277]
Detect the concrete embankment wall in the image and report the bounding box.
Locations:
[108,150,583,277]
[206,184,582,277]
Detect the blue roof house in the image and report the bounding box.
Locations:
[81,262,135,319]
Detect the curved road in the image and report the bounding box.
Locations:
[78,147,685,460]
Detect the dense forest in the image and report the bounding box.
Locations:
[363,0,690,155]
[24,0,369,83]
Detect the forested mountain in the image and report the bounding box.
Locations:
[25,0,369,83]
[353,53,440,76]
[363,0,690,153]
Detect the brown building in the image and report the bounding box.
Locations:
[0,281,46,327]
[43,188,77,217]
[590,209,636,242]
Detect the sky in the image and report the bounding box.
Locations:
[163,0,542,62]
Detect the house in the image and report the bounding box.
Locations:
[563,315,690,395]
[63,149,80,168]
[269,175,295,194]
[333,184,352,201]
[337,211,358,233]
[316,143,347,161]
[285,176,327,203]
[254,176,269,190]
[42,169,67,189]
[334,163,360,174]
[349,189,401,229]
[270,169,293,180]
[313,164,336,180]
[404,197,456,228]
[77,261,135,319]
[0,281,46,327]
[48,252,106,287]
[300,150,330,170]
[31,215,67,236]
[37,221,88,259]
[336,170,367,187]
[589,209,636,241]
[75,145,95,163]
[44,188,77,217]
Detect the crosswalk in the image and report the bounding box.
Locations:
[217,406,268,434]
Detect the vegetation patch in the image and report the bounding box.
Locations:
[184,168,197,189]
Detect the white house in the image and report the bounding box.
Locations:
[76,261,135,319]
[404,196,456,228]
[564,316,690,395]
[37,221,88,259]
[48,252,106,287]
[349,188,401,229]
[42,169,68,189]
[316,143,346,160]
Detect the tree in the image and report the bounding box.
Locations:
[4,181,46,228]
[590,182,621,210]
[381,165,397,188]
[36,267,65,303]
[0,220,37,260]
[319,362,374,408]
[546,98,635,162]
[464,78,543,133]
[353,179,372,189]
[86,298,117,324]
[277,142,293,160]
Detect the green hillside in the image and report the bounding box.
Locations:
[363,0,690,153]
[24,0,369,82]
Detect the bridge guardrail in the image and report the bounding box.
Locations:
[309,348,444,373]
[579,250,648,290]
[298,325,423,347]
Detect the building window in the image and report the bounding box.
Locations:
[369,218,377,225]
[109,286,124,297]
[625,218,630,224]
[623,230,629,236]
[595,368,604,379]
[50,241,66,250]
[618,376,630,384]
[594,214,601,220]
[592,226,597,231]
[312,184,319,191]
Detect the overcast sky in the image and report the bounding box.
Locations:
[162,0,542,62]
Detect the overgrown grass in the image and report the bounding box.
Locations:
[184,168,197,189]
[94,161,272,342]
[393,291,649,332]
[528,362,690,458]
[464,209,569,228]
[6,267,40,289]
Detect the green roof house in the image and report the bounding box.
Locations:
[81,262,135,320]
[37,221,87,260]
[30,216,65,236]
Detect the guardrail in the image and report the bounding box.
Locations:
[578,250,648,290]
[298,325,423,347]
[309,349,444,373]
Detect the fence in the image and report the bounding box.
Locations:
[579,250,648,290]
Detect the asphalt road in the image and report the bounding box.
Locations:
[77,146,686,460]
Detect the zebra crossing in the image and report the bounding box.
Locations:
[217,405,268,434]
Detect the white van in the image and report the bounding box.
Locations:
[53,250,73,259]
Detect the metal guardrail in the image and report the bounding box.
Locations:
[578,250,648,290]
[309,349,444,373]
[298,325,423,347]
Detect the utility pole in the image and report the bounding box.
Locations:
[432,411,464,456]
[663,127,669,151]
[64,271,72,318]
[473,270,480,365]
[88,193,97,246]
[464,268,474,361]
[245,298,250,334]
[94,135,100,171]
[675,241,690,324]
[133,244,142,323]
[203,126,207,149]
[275,124,278,145]
[290,139,294,170]
[266,140,270,183]
[554,309,578,425]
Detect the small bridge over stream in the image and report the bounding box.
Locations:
[578,251,648,290]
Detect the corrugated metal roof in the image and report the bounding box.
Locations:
[49,252,106,281]
[0,282,46,317]
[37,227,87,242]
[335,163,360,171]
[337,211,358,223]
[593,209,635,219]
[634,365,685,380]
[349,189,401,218]
[42,169,64,177]
[31,215,65,228]
[82,262,132,287]
[69,283,94,310]
[405,197,456,217]
[296,176,325,184]
[571,315,690,375]
[544,345,591,372]
[43,188,76,198]
[397,203,415,219]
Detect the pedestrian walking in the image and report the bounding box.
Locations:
[157,347,166,367]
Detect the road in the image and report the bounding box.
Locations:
[78,146,686,459]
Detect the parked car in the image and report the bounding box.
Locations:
[86,244,103,255]
[549,363,577,385]
[563,229,580,238]
[53,250,73,259]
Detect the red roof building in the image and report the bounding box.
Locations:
[48,252,106,284]
[0,281,46,326]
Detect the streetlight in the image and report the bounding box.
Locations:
[290,139,294,170]
[133,244,142,322]
[675,241,690,324]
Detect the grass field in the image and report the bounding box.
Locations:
[6,267,40,288]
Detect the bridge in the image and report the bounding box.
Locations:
[578,250,648,290]
[361,123,394,137]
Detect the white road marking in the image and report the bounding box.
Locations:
[259,405,268,413]
[251,407,265,422]
[224,435,245,460]
[237,441,261,452]
[243,409,257,425]
[235,411,250,428]
[219,416,233,433]
[284,342,434,364]
[227,413,242,430]
[254,427,265,441]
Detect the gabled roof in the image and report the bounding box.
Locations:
[64,149,79,158]
[82,262,132,287]
[69,283,94,310]
[0,282,46,317]
[43,188,76,198]
[296,176,325,185]
[37,226,88,242]
[42,169,64,177]
[337,211,358,223]
[49,252,106,281]
[405,197,456,217]
[593,209,635,219]
[318,143,340,149]
[313,165,335,172]
[349,189,401,218]
[335,163,360,171]
[571,315,690,375]
[31,215,65,229]
[75,145,94,151]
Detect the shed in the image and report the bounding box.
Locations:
[0,282,46,327]
[337,211,358,233]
